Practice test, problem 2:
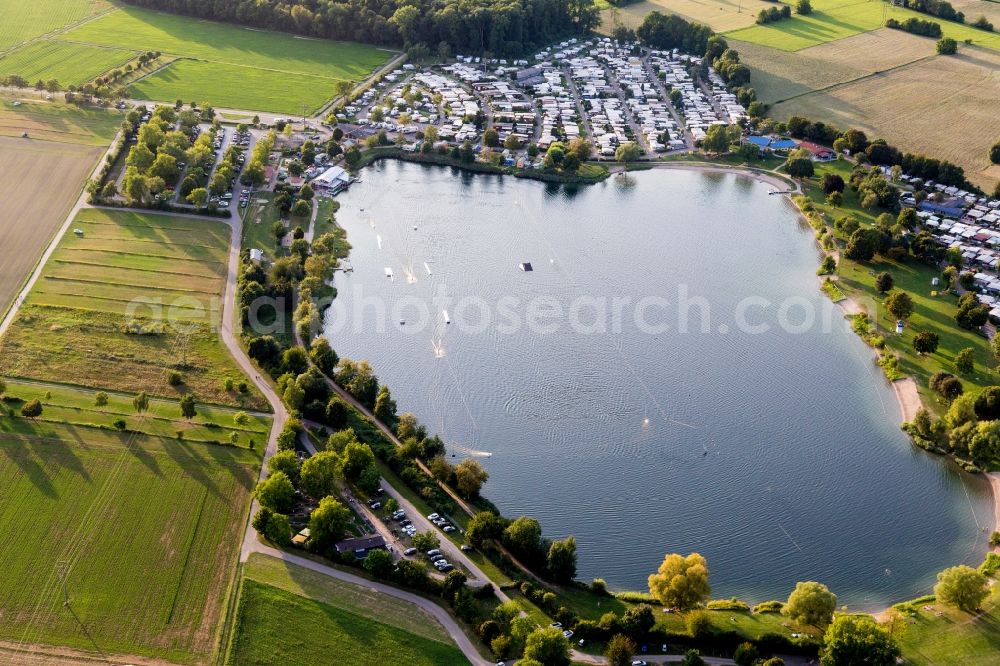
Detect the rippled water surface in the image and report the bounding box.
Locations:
[325,160,993,607]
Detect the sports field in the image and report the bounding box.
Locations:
[0,208,268,409]
[0,99,119,320]
[226,554,468,666]
[0,0,107,51]
[0,41,134,87]
[57,5,391,112]
[769,47,1000,189]
[0,419,260,662]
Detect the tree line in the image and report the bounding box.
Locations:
[123,0,600,56]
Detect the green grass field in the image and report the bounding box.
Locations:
[54,5,390,112]
[726,0,1000,51]
[227,555,468,666]
[0,208,268,410]
[799,160,1000,414]
[0,96,122,145]
[895,584,1000,664]
[0,419,260,662]
[0,41,134,87]
[0,0,106,51]
[130,59,337,115]
[0,379,270,445]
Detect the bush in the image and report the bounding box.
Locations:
[706,597,749,611]
[167,371,183,386]
[685,610,712,638]
[752,600,784,613]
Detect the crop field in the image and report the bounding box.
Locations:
[726,0,1000,51]
[0,137,102,318]
[0,41,134,87]
[0,0,107,51]
[227,555,467,666]
[733,28,934,103]
[0,418,260,662]
[130,59,338,116]
[0,208,268,410]
[55,5,391,112]
[770,48,1000,189]
[600,0,776,33]
[0,97,122,145]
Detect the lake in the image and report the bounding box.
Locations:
[325,159,993,608]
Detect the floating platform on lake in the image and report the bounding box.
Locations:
[443,309,450,324]
[519,262,533,272]
[384,267,394,280]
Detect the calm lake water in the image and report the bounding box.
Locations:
[326,159,993,608]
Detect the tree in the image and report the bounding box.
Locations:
[784,581,837,627]
[796,0,813,15]
[701,124,738,154]
[291,199,311,217]
[912,331,940,355]
[300,451,339,498]
[373,385,397,423]
[265,512,292,546]
[820,616,899,666]
[733,642,760,666]
[95,391,108,407]
[309,496,351,548]
[648,552,711,610]
[503,516,543,555]
[615,142,642,163]
[826,191,842,207]
[20,399,42,418]
[179,394,196,419]
[339,442,376,482]
[681,649,707,666]
[255,470,296,513]
[974,386,1000,420]
[844,228,880,261]
[874,272,894,293]
[267,451,299,481]
[991,141,1000,165]
[884,291,914,321]
[605,634,636,666]
[454,458,488,498]
[522,627,570,666]
[187,187,209,207]
[412,531,440,552]
[363,548,394,578]
[467,511,504,547]
[310,336,338,373]
[956,348,975,375]
[547,536,578,583]
[937,37,958,55]
[132,390,149,414]
[930,371,964,401]
[956,292,990,329]
[785,152,815,179]
[934,565,988,612]
[483,127,499,147]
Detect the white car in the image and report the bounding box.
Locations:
[427,513,440,521]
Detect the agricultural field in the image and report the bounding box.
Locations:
[0,98,119,319]
[0,208,268,410]
[57,5,391,113]
[0,418,260,662]
[726,0,1000,52]
[600,0,776,33]
[733,28,933,103]
[130,60,337,116]
[226,554,468,666]
[0,0,108,51]
[0,41,134,87]
[769,47,1000,189]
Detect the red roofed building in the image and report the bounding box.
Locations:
[798,140,836,161]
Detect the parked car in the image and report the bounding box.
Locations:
[403,548,417,556]
[427,513,440,521]
[460,544,473,552]
[442,525,456,533]
[426,549,441,557]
